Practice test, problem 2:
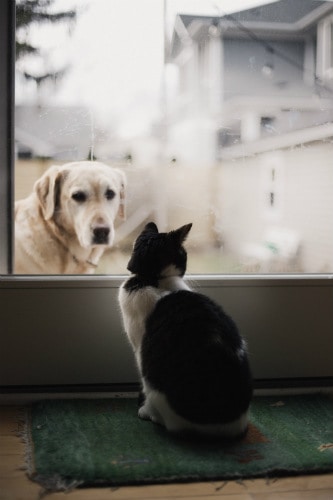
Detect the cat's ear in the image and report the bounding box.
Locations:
[144,222,158,233]
[170,223,192,244]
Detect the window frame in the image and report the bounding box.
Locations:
[0,0,14,275]
[0,0,332,392]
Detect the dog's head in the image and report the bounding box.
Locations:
[35,161,126,249]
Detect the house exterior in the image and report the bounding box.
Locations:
[168,0,333,162]
[15,105,93,160]
[167,0,333,272]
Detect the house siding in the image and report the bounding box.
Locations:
[223,39,307,100]
[217,142,333,272]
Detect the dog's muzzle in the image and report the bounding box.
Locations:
[93,226,110,245]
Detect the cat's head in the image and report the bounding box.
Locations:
[127,222,192,278]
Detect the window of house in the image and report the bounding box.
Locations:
[1,0,332,389]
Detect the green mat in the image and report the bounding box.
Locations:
[26,395,333,491]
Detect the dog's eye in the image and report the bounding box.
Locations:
[72,191,87,202]
[105,189,115,200]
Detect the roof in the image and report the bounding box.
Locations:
[170,0,333,58]
[15,105,93,160]
[222,0,328,25]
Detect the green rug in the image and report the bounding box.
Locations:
[26,395,333,491]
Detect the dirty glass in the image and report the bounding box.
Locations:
[15,0,333,274]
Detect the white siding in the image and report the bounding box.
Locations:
[218,142,333,272]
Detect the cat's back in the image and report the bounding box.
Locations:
[145,290,240,350]
[142,290,252,425]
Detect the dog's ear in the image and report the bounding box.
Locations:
[116,169,127,220]
[34,165,63,220]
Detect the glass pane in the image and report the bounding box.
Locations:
[15,0,333,275]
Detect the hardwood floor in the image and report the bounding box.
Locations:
[1,405,333,500]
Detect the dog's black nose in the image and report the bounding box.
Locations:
[93,226,110,244]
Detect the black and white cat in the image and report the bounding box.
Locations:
[118,222,252,438]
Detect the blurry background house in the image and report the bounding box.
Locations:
[15,0,333,274]
[166,0,333,272]
[15,105,92,161]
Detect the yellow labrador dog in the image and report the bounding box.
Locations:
[15,161,126,274]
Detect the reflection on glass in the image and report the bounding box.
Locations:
[15,0,333,274]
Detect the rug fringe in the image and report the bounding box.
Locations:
[30,474,84,497]
[13,407,34,476]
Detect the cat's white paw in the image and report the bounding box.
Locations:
[138,404,161,424]
[138,405,151,421]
